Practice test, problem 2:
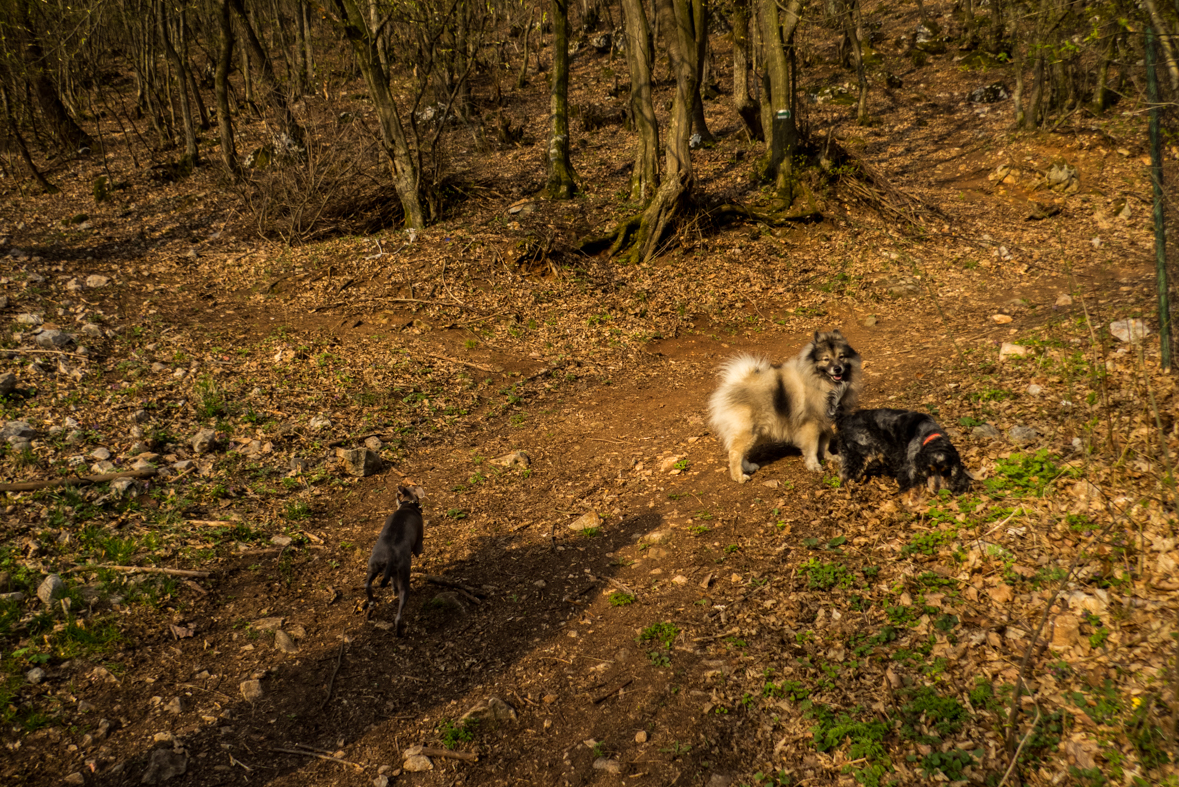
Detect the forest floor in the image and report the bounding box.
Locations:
[2,2,1178,786]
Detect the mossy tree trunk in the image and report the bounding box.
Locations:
[229,0,307,149]
[621,0,659,201]
[327,0,426,228]
[214,0,240,177]
[157,0,199,167]
[630,0,696,263]
[688,0,714,144]
[837,0,869,125]
[731,0,763,141]
[546,0,577,199]
[757,0,802,195]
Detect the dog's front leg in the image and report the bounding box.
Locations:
[726,432,757,483]
[796,423,824,472]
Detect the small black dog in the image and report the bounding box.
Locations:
[836,409,972,494]
[365,485,425,635]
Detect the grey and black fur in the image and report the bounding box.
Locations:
[709,330,862,483]
[365,485,425,634]
[835,409,972,494]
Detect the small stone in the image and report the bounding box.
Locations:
[533,580,546,589]
[1055,293,1073,307]
[1117,201,1132,220]
[111,478,135,496]
[672,575,688,585]
[151,362,167,373]
[38,574,65,605]
[1007,426,1038,446]
[364,436,383,451]
[171,460,193,472]
[999,342,1029,359]
[141,747,187,784]
[593,758,622,774]
[90,461,116,474]
[240,680,263,701]
[1,420,38,440]
[91,447,111,461]
[64,774,85,786]
[35,329,74,349]
[461,696,517,724]
[489,449,530,469]
[274,630,298,654]
[640,530,670,544]
[373,777,389,787]
[1110,319,1150,344]
[130,457,155,473]
[132,409,151,424]
[1025,384,1043,396]
[0,373,16,395]
[81,323,104,339]
[309,414,332,431]
[26,667,45,684]
[635,730,648,744]
[164,696,183,714]
[862,315,878,327]
[568,511,602,532]
[699,573,714,589]
[191,429,218,454]
[990,314,1013,325]
[337,447,381,477]
[402,754,433,772]
[15,313,43,326]
[85,275,110,288]
[659,454,687,472]
[254,616,284,631]
[542,694,557,704]
[271,535,292,547]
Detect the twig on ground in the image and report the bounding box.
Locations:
[592,678,633,704]
[0,468,158,493]
[412,573,487,599]
[321,633,347,710]
[998,705,1041,787]
[272,747,362,770]
[412,746,478,763]
[69,564,211,578]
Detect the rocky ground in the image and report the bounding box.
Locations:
[2,1,1179,786]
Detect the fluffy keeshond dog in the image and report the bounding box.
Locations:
[835,409,973,495]
[709,330,862,483]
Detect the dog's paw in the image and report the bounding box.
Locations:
[731,471,751,484]
[804,458,824,473]
[741,459,760,474]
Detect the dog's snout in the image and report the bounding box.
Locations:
[831,365,844,375]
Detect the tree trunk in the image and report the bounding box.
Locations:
[215,0,240,176]
[731,0,763,141]
[157,0,199,166]
[517,15,533,89]
[631,0,696,262]
[179,9,211,129]
[546,0,577,198]
[688,0,713,143]
[757,0,802,195]
[14,0,92,151]
[293,0,308,94]
[838,0,869,124]
[1143,0,1179,92]
[0,81,58,193]
[1092,24,1116,113]
[230,0,306,147]
[302,1,314,86]
[327,0,426,228]
[622,0,659,202]
[239,18,254,106]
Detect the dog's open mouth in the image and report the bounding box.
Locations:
[828,370,844,382]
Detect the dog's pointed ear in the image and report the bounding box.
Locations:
[812,330,821,343]
[831,329,845,339]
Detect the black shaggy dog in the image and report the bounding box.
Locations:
[365,484,425,635]
[836,409,972,494]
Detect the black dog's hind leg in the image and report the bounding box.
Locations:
[393,563,411,637]
[364,566,381,617]
[839,447,867,485]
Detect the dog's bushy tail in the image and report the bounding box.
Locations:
[715,353,771,386]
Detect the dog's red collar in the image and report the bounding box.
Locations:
[922,433,942,447]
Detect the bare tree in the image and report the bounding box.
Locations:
[546,0,577,198]
[157,0,200,166]
[621,0,658,201]
[214,0,240,176]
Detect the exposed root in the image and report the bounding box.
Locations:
[826,137,946,231]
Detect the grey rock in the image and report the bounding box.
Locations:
[111,478,135,496]
[130,458,156,472]
[289,457,310,474]
[1110,319,1150,343]
[1055,293,1074,307]
[64,773,85,786]
[164,696,182,714]
[689,132,704,150]
[999,342,1029,360]
[490,450,530,469]
[85,275,110,288]
[373,777,389,787]
[26,667,45,684]
[338,447,381,477]
[171,460,193,472]
[0,373,16,395]
[81,323,104,339]
[35,329,74,349]
[862,315,878,327]
[37,574,65,605]
[968,82,1010,103]
[274,630,298,654]
[66,430,85,446]
[141,747,187,784]
[1025,384,1043,396]
[593,758,622,774]
[132,409,151,424]
[15,313,43,326]
[309,414,332,431]
[90,460,116,474]
[151,362,167,373]
[240,680,263,701]
[568,511,602,532]
[1007,426,1039,446]
[363,436,383,451]
[9,439,32,454]
[129,441,151,456]
[254,616,284,631]
[1046,163,1078,193]
[0,591,26,603]
[91,447,111,461]
[402,754,433,772]
[191,428,218,454]
[1,420,38,440]
[972,424,1002,441]
[461,696,516,724]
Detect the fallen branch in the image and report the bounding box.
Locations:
[423,353,501,373]
[413,573,488,599]
[71,564,210,578]
[272,747,362,770]
[0,468,158,493]
[412,746,478,763]
[321,633,347,710]
[592,678,633,704]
